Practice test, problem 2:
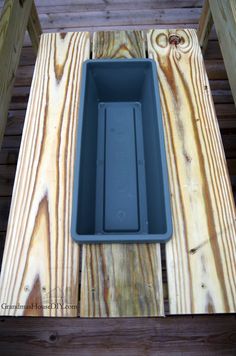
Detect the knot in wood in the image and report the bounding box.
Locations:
[169,35,181,46]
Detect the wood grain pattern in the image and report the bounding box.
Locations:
[0,315,236,356]
[147,29,236,314]
[209,0,236,105]
[34,0,204,11]
[0,32,90,316]
[93,31,145,58]
[197,0,213,53]
[34,8,202,30]
[1,0,204,8]
[0,0,33,148]
[80,31,164,317]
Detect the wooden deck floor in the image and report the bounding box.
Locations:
[0,0,235,354]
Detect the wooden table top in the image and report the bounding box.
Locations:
[0,29,235,317]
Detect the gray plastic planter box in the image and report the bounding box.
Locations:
[71,59,172,243]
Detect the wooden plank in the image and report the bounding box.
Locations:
[80,30,164,317]
[36,8,202,30]
[35,0,202,7]
[47,8,200,27]
[93,30,145,58]
[0,315,236,356]
[0,0,204,7]
[0,32,90,316]
[197,0,213,53]
[147,29,236,314]
[27,1,42,54]
[33,0,203,10]
[0,0,33,148]
[209,0,236,105]
[33,1,204,13]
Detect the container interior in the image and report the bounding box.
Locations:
[76,61,167,237]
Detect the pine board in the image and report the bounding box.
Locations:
[147,29,236,314]
[0,32,90,316]
[80,30,164,317]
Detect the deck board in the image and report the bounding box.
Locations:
[0,32,90,316]
[80,31,164,317]
[147,28,236,314]
[0,315,236,355]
